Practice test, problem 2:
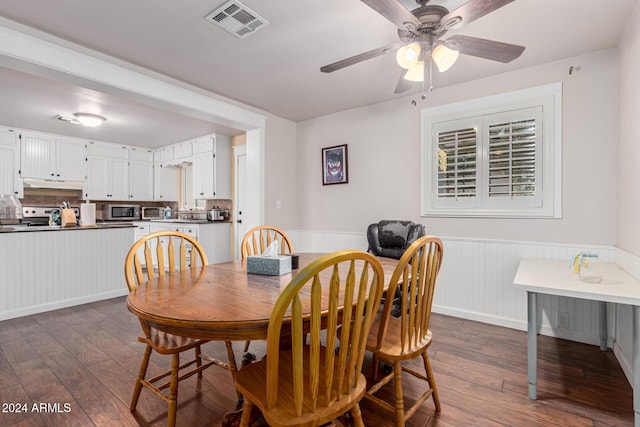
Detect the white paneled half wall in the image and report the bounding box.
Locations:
[287,229,638,383]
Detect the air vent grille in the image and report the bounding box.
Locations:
[204,1,269,39]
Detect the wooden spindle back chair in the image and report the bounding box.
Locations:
[240,225,293,260]
[364,235,444,427]
[234,250,385,427]
[240,225,294,353]
[124,231,240,426]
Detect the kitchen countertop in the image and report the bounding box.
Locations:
[0,222,136,233]
[148,219,231,224]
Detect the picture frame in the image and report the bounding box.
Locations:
[322,144,348,185]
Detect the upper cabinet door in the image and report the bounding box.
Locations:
[0,128,21,197]
[56,138,86,181]
[20,132,53,179]
[21,133,86,181]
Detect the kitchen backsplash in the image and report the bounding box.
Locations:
[21,189,232,221]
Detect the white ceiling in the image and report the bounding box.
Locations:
[0,0,637,148]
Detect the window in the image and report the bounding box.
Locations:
[421,83,562,218]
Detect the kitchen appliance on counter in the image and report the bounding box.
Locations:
[103,204,140,221]
[177,209,208,221]
[0,195,22,225]
[207,208,229,221]
[21,206,80,226]
[141,206,166,220]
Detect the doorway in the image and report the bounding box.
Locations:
[234,144,247,260]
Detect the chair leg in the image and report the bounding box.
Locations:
[195,344,203,378]
[422,351,441,412]
[239,399,254,427]
[243,339,251,353]
[130,345,152,412]
[224,340,243,402]
[393,361,405,427]
[371,353,379,381]
[167,353,180,427]
[351,403,365,427]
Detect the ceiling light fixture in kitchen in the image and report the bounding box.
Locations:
[74,113,106,127]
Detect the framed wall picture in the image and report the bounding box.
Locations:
[322,144,348,185]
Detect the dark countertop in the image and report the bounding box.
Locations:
[0,223,136,233]
[147,219,231,224]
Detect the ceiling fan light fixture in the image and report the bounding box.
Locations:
[74,113,106,128]
[432,44,459,72]
[403,61,424,82]
[396,42,421,69]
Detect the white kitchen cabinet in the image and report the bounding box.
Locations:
[192,134,231,200]
[0,128,22,197]
[132,222,151,266]
[156,146,174,166]
[84,142,129,200]
[173,141,193,163]
[128,148,154,201]
[153,162,179,201]
[20,132,85,181]
[139,221,230,265]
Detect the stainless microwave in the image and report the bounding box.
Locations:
[103,204,140,221]
[141,206,165,220]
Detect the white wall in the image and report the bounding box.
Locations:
[264,115,298,229]
[612,1,640,384]
[618,3,640,257]
[296,48,619,245]
[291,46,636,381]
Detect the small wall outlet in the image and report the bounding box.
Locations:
[558,311,570,328]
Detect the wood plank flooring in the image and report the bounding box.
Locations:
[0,297,633,426]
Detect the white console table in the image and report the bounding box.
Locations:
[514,258,640,426]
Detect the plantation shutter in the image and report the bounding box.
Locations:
[432,118,480,208]
[483,107,543,208]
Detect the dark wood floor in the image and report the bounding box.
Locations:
[0,296,633,427]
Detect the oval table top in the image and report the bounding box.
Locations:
[126,252,399,341]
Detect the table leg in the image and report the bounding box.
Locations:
[599,301,608,351]
[633,306,640,427]
[527,291,537,400]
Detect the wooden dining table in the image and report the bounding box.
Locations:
[126,252,399,343]
[126,252,399,425]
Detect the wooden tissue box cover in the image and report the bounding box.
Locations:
[247,255,292,276]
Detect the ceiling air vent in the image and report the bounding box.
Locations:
[204,1,269,39]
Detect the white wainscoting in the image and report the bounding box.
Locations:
[288,229,639,383]
[0,228,132,321]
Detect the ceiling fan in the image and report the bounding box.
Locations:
[320,0,525,95]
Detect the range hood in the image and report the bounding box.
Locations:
[22,178,85,190]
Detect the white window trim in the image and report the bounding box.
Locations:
[420,82,562,218]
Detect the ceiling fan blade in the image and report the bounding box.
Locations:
[394,69,412,94]
[443,35,525,63]
[361,0,421,31]
[441,0,514,30]
[320,45,397,73]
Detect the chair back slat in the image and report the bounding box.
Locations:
[143,241,154,281]
[264,251,384,417]
[241,225,294,260]
[374,236,443,355]
[124,231,209,291]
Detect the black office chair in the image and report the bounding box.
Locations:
[367,220,426,318]
[367,220,426,260]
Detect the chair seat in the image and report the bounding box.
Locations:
[139,329,208,355]
[236,346,367,427]
[366,313,433,360]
